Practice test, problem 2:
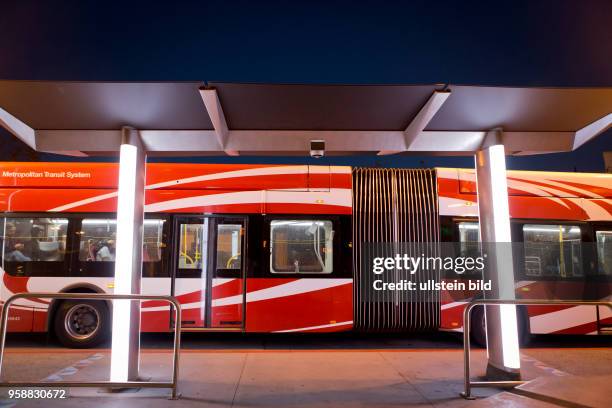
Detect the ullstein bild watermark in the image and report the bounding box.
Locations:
[370,252,492,292]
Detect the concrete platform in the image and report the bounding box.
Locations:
[0,339,610,407]
[514,375,612,408]
[468,392,560,408]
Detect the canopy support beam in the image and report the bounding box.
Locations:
[199,88,239,156]
[404,90,451,148]
[378,90,451,155]
[573,113,612,150]
[0,107,37,150]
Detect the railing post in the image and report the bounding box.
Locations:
[461,303,474,399]
[0,292,181,399]
[171,300,181,399]
[461,299,612,399]
[0,296,15,380]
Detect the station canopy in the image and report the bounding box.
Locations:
[0,81,610,157]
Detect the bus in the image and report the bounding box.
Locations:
[0,162,610,348]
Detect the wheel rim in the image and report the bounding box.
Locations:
[64,304,100,340]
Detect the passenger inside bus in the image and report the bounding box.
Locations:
[3,219,67,263]
[4,222,31,262]
[24,225,43,261]
[78,219,164,277]
[96,238,116,261]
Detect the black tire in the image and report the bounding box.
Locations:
[470,305,531,348]
[470,305,487,347]
[517,306,532,347]
[53,300,109,348]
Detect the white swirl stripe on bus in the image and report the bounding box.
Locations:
[146,165,310,189]
[49,191,119,212]
[145,188,352,213]
[50,166,303,211]
[48,166,352,212]
[529,305,602,334]
[505,179,570,207]
[274,321,353,333]
[580,199,612,219]
[212,279,352,308]
[141,279,352,312]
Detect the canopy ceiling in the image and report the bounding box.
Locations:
[0,81,610,157]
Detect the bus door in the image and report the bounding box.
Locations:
[593,225,612,333]
[173,216,245,329]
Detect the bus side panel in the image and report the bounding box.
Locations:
[527,305,598,334]
[600,310,612,330]
[0,305,34,332]
[520,280,603,335]
[439,302,465,331]
[139,277,173,332]
[140,309,173,332]
[1,273,35,332]
[439,194,591,220]
[509,196,587,220]
[210,278,244,328]
[6,275,171,333]
[32,308,46,331]
[439,280,607,335]
[244,278,353,332]
[0,189,117,212]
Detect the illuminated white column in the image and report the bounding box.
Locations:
[110,127,146,382]
[475,130,521,379]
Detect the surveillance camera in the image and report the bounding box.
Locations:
[310,140,325,158]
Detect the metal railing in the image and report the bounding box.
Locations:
[461,299,612,399]
[0,292,182,399]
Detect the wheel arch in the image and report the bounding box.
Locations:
[46,283,110,333]
[517,304,531,341]
[468,300,531,346]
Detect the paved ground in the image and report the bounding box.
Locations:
[0,333,610,407]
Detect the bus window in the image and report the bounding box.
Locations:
[142,219,165,262]
[79,219,117,262]
[216,224,241,271]
[79,219,165,263]
[142,219,166,276]
[458,221,479,243]
[3,218,68,262]
[454,221,484,279]
[177,221,209,272]
[270,220,333,274]
[1,217,68,276]
[458,222,480,257]
[522,224,582,278]
[596,231,612,276]
[78,218,166,277]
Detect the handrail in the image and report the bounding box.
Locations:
[461,299,612,399]
[0,292,182,399]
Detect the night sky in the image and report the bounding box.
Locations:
[1,0,610,171]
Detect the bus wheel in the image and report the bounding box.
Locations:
[470,306,531,348]
[470,306,487,347]
[518,307,532,347]
[54,300,109,348]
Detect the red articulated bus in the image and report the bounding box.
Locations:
[0,162,610,347]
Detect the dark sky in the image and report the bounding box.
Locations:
[1,0,611,171]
